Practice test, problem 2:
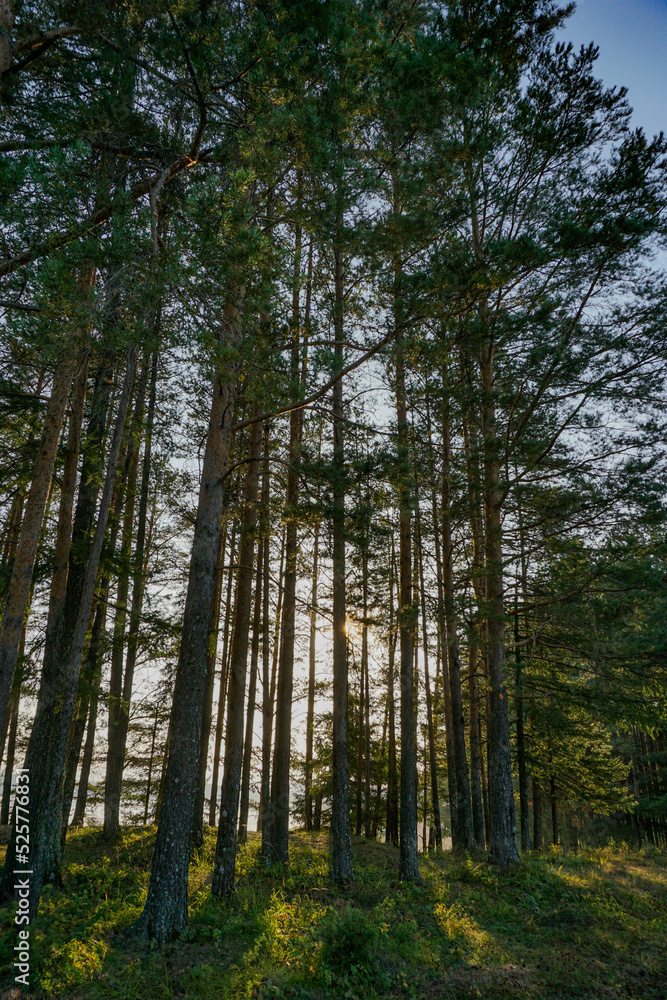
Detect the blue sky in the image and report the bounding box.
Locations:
[560,0,667,138]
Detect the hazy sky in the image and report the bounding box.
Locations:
[561,0,667,138]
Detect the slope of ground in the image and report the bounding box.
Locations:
[0,828,665,999]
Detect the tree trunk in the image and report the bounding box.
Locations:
[514,485,531,854]
[440,383,474,851]
[155,712,171,827]
[1,489,25,579]
[105,344,158,839]
[193,516,229,848]
[61,603,98,838]
[70,447,128,832]
[414,497,443,849]
[394,278,419,880]
[304,522,319,832]
[45,347,90,699]
[425,400,459,845]
[213,411,262,895]
[479,704,490,843]
[130,307,241,940]
[238,535,263,845]
[0,349,84,736]
[0,623,26,825]
[1,686,19,826]
[532,778,543,850]
[2,346,137,915]
[356,646,364,836]
[71,611,105,828]
[260,427,273,861]
[330,230,353,880]
[515,603,530,853]
[258,518,286,831]
[269,466,298,860]
[57,356,112,837]
[550,776,558,846]
[59,357,120,839]
[258,529,278,836]
[479,339,519,867]
[103,365,147,838]
[467,638,486,847]
[270,209,303,865]
[363,546,372,839]
[144,704,160,824]
[209,520,238,827]
[422,727,428,851]
[372,697,388,840]
[386,536,399,847]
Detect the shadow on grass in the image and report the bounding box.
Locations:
[0,829,665,999]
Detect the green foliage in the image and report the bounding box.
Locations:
[318,904,378,975]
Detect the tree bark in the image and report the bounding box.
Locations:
[532,778,543,850]
[71,605,105,827]
[193,510,229,848]
[414,496,443,849]
[330,230,353,880]
[143,703,160,824]
[209,520,238,827]
[213,411,262,895]
[461,410,490,844]
[440,382,474,851]
[0,488,25,580]
[238,535,262,844]
[514,600,530,853]
[104,341,159,839]
[356,644,364,836]
[0,350,83,734]
[386,538,399,847]
[270,210,303,865]
[514,487,531,854]
[479,339,519,866]
[0,622,25,825]
[395,313,419,879]
[57,354,118,842]
[362,545,372,839]
[259,519,286,828]
[70,433,130,832]
[467,638,486,847]
[304,522,319,831]
[46,354,92,833]
[63,362,137,840]
[425,400,459,845]
[2,345,137,915]
[103,363,147,838]
[260,427,272,861]
[372,697,388,840]
[61,602,98,838]
[130,309,241,940]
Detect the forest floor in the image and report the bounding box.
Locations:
[0,828,665,1000]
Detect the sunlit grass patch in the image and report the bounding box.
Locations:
[0,830,665,998]
[434,898,498,964]
[39,936,108,993]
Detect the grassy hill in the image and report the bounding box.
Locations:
[1,829,666,999]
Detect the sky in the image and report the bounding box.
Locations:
[560,0,667,138]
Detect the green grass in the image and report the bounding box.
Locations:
[1,828,666,999]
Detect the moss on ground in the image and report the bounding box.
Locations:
[0,828,665,999]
